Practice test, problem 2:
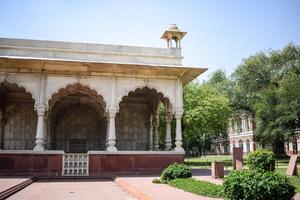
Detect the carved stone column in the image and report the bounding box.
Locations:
[174,79,184,153]
[34,72,47,151]
[148,114,153,150]
[106,107,117,152]
[153,113,159,151]
[165,113,172,151]
[174,110,184,152]
[34,104,46,151]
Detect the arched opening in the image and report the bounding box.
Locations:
[246,139,250,153]
[48,84,106,153]
[0,81,37,150]
[238,140,243,151]
[117,86,172,151]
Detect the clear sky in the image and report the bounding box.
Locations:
[1,0,299,81]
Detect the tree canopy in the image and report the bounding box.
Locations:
[182,78,231,155]
[231,44,300,153]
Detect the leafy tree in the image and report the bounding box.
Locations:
[182,83,231,155]
[232,43,300,153]
[206,69,229,91]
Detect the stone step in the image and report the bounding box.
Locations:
[0,178,36,200]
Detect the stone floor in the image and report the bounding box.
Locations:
[7,179,137,200]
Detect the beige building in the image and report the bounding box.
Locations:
[228,113,259,154]
[0,25,206,176]
[210,113,258,155]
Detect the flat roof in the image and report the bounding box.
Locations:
[0,38,207,85]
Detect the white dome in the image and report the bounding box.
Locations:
[168,24,181,32]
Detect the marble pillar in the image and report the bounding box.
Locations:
[106,108,117,152]
[165,113,172,151]
[33,104,46,151]
[105,115,109,148]
[174,110,184,152]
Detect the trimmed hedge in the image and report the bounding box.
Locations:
[223,170,295,200]
[161,163,192,182]
[246,150,276,172]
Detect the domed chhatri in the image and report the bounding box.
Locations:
[161,24,187,48]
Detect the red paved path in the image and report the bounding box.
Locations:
[7,180,136,200]
[116,176,222,200]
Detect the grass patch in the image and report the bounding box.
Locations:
[168,178,225,198]
[185,156,300,170]
[185,155,234,170]
[276,168,300,192]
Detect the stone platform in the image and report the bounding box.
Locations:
[0,151,184,177]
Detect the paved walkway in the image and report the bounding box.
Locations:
[0,178,30,193]
[1,170,299,200]
[116,176,222,200]
[7,179,136,200]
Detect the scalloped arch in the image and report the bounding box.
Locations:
[0,79,37,105]
[45,78,110,109]
[117,84,173,113]
[48,83,107,112]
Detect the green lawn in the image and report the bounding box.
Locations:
[168,178,225,198]
[185,155,233,169]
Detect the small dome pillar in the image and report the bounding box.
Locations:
[161,24,187,48]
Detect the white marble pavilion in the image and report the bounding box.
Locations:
[0,24,206,176]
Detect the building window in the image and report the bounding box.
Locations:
[246,139,250,153]
[238,140,243,151]
[237,118,242,134]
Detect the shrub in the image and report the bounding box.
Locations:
[223,170,295,200]
[152,178,162,184]
[246,150,276,172]
[161,163,192,181]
